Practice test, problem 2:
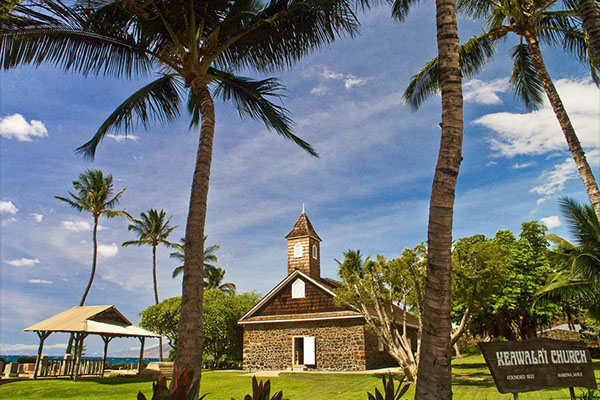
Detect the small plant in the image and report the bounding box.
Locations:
[366,372,411,400]
[16,356,36,363]
[232,376,285,400]
[137,363,207,400]
[578,389,600,400]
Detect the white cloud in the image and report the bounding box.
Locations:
[463,78,509,105]
[0,113,48,141]
[0,200,18,214]
[512,162,532,169]
[1,217,16,226]
[474,79,600,157]
[486,160,497,166]
[530,157,577,195]
[0,343,65,353]
[28,279,52,284]
[308,66,369,94]
[310,85,329,96]
[6,258,40,267]
[30,213,44,222]
[107,133,139,143]
[540,216,561,229]
[536,198,546,206]
[344,77,368,89]
[98,243,118,258]
[62,220,91,231]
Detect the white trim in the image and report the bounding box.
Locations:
[239,314,364,325]
[239,270,337,322]
[286,234,322,242]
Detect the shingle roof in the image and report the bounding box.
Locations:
[285,212,322,241]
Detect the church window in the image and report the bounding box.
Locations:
[292,279,305,299]
[294,242,303,258]
[312,244,318,259]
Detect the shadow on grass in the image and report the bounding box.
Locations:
[452,363,488,370]
[452,378,496,388]
[75,376,157,385]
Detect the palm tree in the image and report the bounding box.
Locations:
[2,0,358,386]
[123,209,178,360]
[55,169,126,306]
[536,198,600,317]
[404,0,600,221]
[171,236,219,280]
[204,267,236,295]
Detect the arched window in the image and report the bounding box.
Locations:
[294,243,303,258]
[312,244,318,259]
[292,278,305,299]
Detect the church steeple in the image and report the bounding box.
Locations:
[285,209,321,278]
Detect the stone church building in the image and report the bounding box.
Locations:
[239,211,419,371]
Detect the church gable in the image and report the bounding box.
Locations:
[254,277,341,317]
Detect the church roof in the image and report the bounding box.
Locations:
[285,212,322,241]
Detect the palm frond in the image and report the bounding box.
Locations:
[403,34,495,110]
[209,68,318,156]
[391,0,422,21]
[76,74,183,159]
[509,43,544,109]
[216,0,359,73]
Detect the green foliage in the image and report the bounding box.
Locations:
[139,297,181,349]
[137,364,207,400]
[171,236,219,280]
[577,389,600,399]
[16,356,36,363]
[139,291,261,366]
[366,373,411,400]
[123,209,179,250]
[232,376,285,400]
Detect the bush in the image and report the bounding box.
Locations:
[16,356,36,363]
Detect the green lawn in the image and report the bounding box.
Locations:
[0,355,597,400]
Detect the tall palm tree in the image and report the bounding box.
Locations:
[2,0,358,386]
[204,266,236,295]
[123,209,178,360]
[55,169,126,306]
[171,236,219,279]
[404,0,600,221]
[537,198,600,317]
[388,0,465,393]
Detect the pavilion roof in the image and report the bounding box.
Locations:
[24,305,160,337]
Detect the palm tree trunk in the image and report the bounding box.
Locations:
[80,215,99,306]
[525,34,600,221]
[68,215,100,356]
[176,77,214,389]
[152,245,163,361]
[578,0,600,63]
[415,0,463,397]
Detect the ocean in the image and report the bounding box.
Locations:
[0,355,160,364]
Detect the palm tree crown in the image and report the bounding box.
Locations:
[55,169,126,306]
[171,236,219,279]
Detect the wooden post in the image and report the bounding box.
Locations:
[138,337,145,374]
[33,331,51,380]
[569,387,576,400]
[100,336,113,377]
[72,333,88,381]
[512,393,519,400]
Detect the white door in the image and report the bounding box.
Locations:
[303,336,315,365]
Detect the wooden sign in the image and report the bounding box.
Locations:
[479,338,598,394]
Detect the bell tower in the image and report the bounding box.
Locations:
[285,208,321,279]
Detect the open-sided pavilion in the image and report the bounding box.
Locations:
[24,305,160,380]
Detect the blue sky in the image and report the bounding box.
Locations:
[1,4,599,357]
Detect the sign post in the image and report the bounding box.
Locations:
[480,338,597,398]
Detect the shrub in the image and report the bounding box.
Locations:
[367,373,411,400]
[16,356,36,363]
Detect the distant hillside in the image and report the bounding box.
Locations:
[112,342,172,358]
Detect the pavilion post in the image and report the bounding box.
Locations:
[138,337,145,374]
[33,331,51,380]
[72,333,88,381]
[100,335,113,377]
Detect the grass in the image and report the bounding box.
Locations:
[0,355,598,399]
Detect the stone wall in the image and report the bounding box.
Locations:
[243,319,367,371]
